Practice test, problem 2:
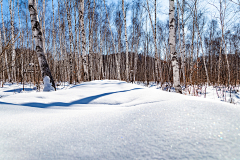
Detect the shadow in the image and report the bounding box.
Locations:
[4,88,34,93]
[69,81,126,89]
[0,88,142,108]
[234,94,240,99]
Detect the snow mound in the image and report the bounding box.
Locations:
[43,76,54,92]
[0,80,240,159]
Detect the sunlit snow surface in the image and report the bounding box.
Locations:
[0,80,240,160]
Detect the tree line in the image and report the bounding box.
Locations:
[0,0,239,91]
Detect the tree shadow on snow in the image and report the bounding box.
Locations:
[3,88,34,93]
[0,88,142,108]
[69,81,126,89]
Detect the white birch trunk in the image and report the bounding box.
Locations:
[77,21,82,81]
[98,1,104,80]
[146,0,159,82]
[0,24,3,82]
[88,0,96,80]
[133,23,140,82]
[104,0,121,80]
[52,0,57,80]
[196,23,210,85]
[177,0,181,81]
[181,0,186,86]
[65,1,73,84]
[79,0,88,81]
[9,0,16,82]
[1,0,10,81]
[169,0,182,93]
[222,0,230,86]
[74,1,79,82]
[122,0,129,81]
[58,0,64,82]
[18,0,24,85]
[62,10,69,83]
[28,0,56,90]
[144,16,147,82]
[190,2,196,84]
[42,0,47,58]
[117,10,122,81]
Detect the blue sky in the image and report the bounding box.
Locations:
[1,0,239,34]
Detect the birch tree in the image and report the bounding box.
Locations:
[9,0,16,82]
[180,0,186,86]
[220,0,230,86]
[0,19,3,82]
[98,0,104,79]
[18,0,24,86]
[52,0,57,79]
[169,0,182,93]
[88,0,96,80]
[79,0,88,81]
[210,0,231,85]
[42,0,47,58]
[189,0,197,84]
[1,0,10,81]
[28,0,56,90]
[132,1,142,82]
[122,0,129,81]
[104,0,121,80]
[195,7,210,85]
[146,0,160,82]
[65,0,73,84]
[58,0,64,82]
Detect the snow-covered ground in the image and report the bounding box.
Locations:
[0,80,240,159]
[144,81,240,105]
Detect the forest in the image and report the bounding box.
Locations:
[1,1,240,159]
[0,0,240,91]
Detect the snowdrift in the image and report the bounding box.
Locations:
[0,80,240,159]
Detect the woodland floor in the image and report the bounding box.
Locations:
[0,80,240,159]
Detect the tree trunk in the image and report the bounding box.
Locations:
[190,2,196,84]
[134,22,141,83]
[74,1,79,82]
[181,0,186,86]
[62,10,69,83]
[98,1,104,80]
[104,0,121,80]
[79,0,88,81]
[9,0,16,82]
[169,0,182,93]
[0,22,3,82]
[122,0,129,81]
[58,0,64,82]
[65,1,74,84]
[1,0,10,81]
[18,0,24,87]
[222,0,230,86]
[196,23,210,85]
[52,0,57,80]
[146,0,159,83]
[28,0,56,90]
[42,0,47,58]
[88,0,96,81]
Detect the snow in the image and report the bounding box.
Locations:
[145,81,240,105]
[43,76,54,92]
[0,80,240,159]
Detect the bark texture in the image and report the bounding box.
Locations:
[28,0,56,90]
[122,0,129,81]
[1,0,10,81]
[79,0,88,81]
[169,0,182,93]
[9,0,16,82]
[104,0,121,80]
